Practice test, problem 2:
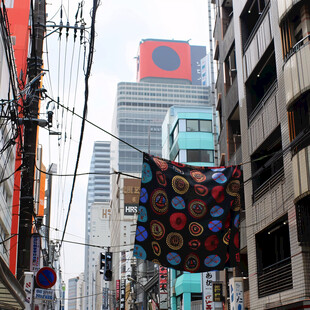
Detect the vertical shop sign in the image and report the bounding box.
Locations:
[30,234,41,272]
[202,271,215,310]
[229,277,244,310]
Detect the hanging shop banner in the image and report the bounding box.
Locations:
[202,271,215,310]
[159,266,168,309]
[124,179,140,215]
[116,279,120,302]
[213,282,223,302]
[30,233,41,272]
[120,279,126,310]
[134,153,242,272]
[102,287,109,310]
[229,277,244,310]
[24,272,34,310]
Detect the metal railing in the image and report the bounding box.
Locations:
[258,257,293,298]
[283,34,310,66]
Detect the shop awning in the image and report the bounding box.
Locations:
[0,257,26,309]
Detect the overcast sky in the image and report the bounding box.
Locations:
[42,0,210,295]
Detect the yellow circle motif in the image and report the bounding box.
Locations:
[172,176,189,195]
[166,232,184,250]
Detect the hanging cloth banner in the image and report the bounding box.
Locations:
[133,153,242,272]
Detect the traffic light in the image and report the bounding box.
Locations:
[100,253,105,274]
[104,251,112,281]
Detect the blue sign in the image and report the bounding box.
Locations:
[36,267,57,289]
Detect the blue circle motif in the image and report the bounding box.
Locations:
[204,254,221,267]
[171,196,185,210]
[140,188,148,203]
[208,220,223,232]
[212,172,227,184]
[142,163,152,183]
[133,245,147,260]
[210,205,224,217]
[234,214,240,228]
[136,226,148,242]
[167,252,181,266]
[138,206,147,222]
[152,46,181,71]
[211,168,226,172]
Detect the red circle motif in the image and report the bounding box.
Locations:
[205,235,219,251]
[169,213,187,230]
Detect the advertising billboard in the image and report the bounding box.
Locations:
[138,39,192,83]
[123,179,140,216]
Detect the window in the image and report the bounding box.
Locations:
[280,2,310,60]
[251,126,283,201]
[241,0,269,49]
[256,215,292,297]
[246,44,277,119]
[288,91,310,154]
[171,123,179,145]
[186,120,212,132]
[296,196,310,244]
[221,0,233,37]
[224,45,237,93]
[227,106,241,160]
[187,150,214,163]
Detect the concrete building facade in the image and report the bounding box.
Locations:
[213,0,310,308]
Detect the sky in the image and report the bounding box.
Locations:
[41,0,210,296]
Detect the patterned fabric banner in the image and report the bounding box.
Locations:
[133,153,242,272]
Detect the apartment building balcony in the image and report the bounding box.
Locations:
[283,35,310,108]
[277,0,303,22]
[242,1,272,80]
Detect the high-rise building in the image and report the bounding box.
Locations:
[213,0,310,309]
[68,273,85,310]
[162,105,216,309]
[84,141,111,310]
[110,39,211,309]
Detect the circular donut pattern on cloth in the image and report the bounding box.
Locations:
[223,229,231,245]
[150,220,165,240]
[190,170,207,183]
[169,213,187,230]
[226,180,241,196]
[234,214,240,228]
[135,226,148,242]
[212,172,227,184]
[194,184,208,196]
[171,196,186,210]
[151,189,169,214]
[166,232,184,250]
[142,162,152,183]
[152,241,161,256]
[211,186,225,203]
[189,222,204,236]
[204,235,219,251]
[184,253,200,272]
[188,199,207,219]
[139,188,148,203]
[204,255,221,268]
[188,239,201,251]
[167,252,181,266]
[210,205,224,217]
[133,245,147,260]
[172,176,189,195]
[153,157,168,171]
[208,220,223,232]
[156,171,167,187]
[138,206,147,222]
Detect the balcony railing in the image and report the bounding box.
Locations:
[253,166,284,202]
[283,34,310,65]
[258,257,293,298]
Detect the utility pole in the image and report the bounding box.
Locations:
[17,0,46,282]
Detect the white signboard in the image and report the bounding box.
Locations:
[34,288,54,300]
[201,271,215,310]
[23,272,34,310]
[229,277,244,310]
